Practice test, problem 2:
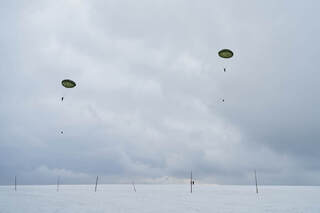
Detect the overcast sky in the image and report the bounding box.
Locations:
[1,0,320,185]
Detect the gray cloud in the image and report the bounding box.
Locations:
[1,0,320,185]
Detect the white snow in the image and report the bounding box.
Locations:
[0,184,319,213]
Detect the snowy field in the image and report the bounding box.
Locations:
[0,184,319,213]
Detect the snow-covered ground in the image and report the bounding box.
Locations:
[0,184,319,213]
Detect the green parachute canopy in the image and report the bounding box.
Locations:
[218,49,233,58]
[61,79,76,88]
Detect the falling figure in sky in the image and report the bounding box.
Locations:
[60,131,64,134]
[222,99,225,102]
[224,68,226,72]
[61,97,64,101]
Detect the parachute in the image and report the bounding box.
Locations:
[218,49,233,59]
[61,79,76,88]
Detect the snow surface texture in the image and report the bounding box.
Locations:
[0,184,319,213]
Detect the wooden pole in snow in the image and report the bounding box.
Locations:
[95,176,99,192]
[132,181,136,192]
[14,176,17,192]
[57,176,60,192]
[254,170,258,194]
[190,171,193,193]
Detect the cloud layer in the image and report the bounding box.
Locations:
[1,0,320,185]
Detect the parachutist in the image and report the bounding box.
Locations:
[61,79,76,101]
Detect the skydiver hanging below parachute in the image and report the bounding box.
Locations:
[218,49,233,103]
[219,49,233,73]
[60,79,76,134]
[61,79,76,101]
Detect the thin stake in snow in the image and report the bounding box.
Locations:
[57,176,60,192]
[14,176,17,192]
[254,170,258,194]
[132,181,136,192]
[95,176,99,192]
[190,171,194,193]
